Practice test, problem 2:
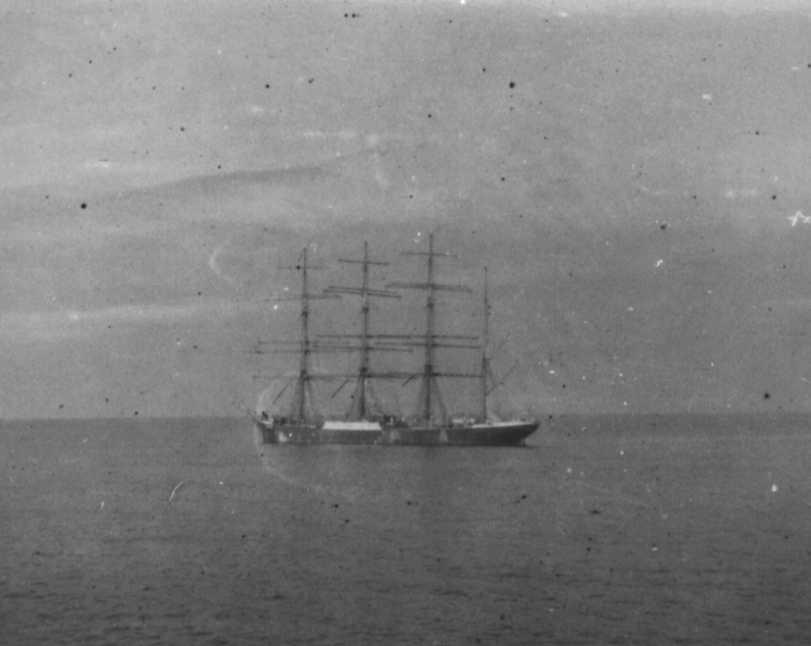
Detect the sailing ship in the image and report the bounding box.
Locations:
[251,234,538,446]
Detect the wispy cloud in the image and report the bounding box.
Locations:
[301,129,358,141]
[757,297,811,314]
[296,130,414,149]
[84,160,113,170]
[0,299,266,342]
[723,187,760,200]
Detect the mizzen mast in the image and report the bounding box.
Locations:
[480,266,490,422]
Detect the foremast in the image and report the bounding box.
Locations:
[266,247,338,424]
[293,247,312,421]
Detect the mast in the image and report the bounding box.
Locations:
[356,241,372,418]
[293,247,312,421]
[480,266,490,422]
[262,246,338,423]
[422,234,436,424]
[388,233,472,426]
[324,241,399,419]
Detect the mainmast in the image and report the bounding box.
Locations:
[323,241,399,419]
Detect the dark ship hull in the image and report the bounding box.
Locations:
[252,416,538,446]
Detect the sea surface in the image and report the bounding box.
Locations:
[2,414,811,645]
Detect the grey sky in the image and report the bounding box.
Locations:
[3,1,811,417]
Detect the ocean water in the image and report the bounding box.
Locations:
[2,414,811,645]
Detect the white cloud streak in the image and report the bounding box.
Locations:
[0,299,267,342]
[723,187,760,200]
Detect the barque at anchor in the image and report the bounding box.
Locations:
[252,234,538,446]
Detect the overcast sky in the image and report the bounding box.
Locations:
[3,0,811,418]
